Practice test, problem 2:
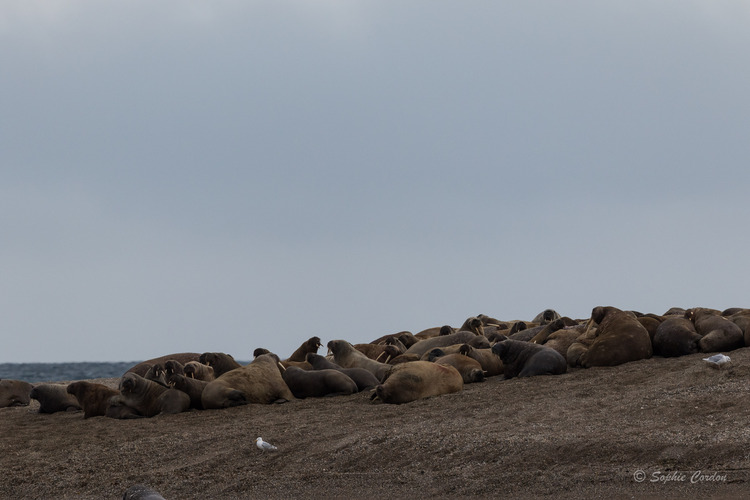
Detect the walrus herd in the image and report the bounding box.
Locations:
[2,305,750,417]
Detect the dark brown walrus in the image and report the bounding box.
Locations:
[114,373,191,418]
[67,381,120,419]
[491,339,567,379]
[305,353,380,391]
[0,379,33,407]
[281,366,358,398]
[29,384,81,413]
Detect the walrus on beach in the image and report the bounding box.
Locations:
[0,379,33,407]
[457,344,504,377]
[431,353,485,384]
[404,331,489,358]
[114,373,191,418]
[281,366,358,398]
[371,361,463,404]
[66,381,120,419]
[686,307,745,353]
[577,306,653,368]
[285,336,322,362]
[201,353,295,409]
[652,317,701,357]
[199,352,242,377]
[29,384,81,413]
[327,340,392,382]
[183,361,215,381]
[125,353,201,377]
[458,316,484,335]
[491,339,567,379]
[164,360,185,376]
[144,364,168,387]
[167,373,209,410]
[305,353,380,391]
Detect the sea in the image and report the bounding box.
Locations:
[0,362,137,383]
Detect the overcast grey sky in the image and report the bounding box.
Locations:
[2,1,749,363]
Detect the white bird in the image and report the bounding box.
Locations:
[703,354,731,367]
[256,437,278,451]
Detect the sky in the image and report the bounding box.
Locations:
[2,1,749,363]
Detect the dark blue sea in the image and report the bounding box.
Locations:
[0,362,137,383]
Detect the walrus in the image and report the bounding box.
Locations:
[354,343,399,361]
[529,319,570,345]
[66,381,119,419]
[327,340,392,382]
[201,353,295,409]
[369,331,419,348]
[371,361,463,404]
[404,331,488,358]
[115,373,191,418]
[458,316,484,335]
[164,360,186,377]
[491,339,567,379]
[652,317,702,357]
[167,372,209,410]
[125,353,201,377]
[432,353,485,384]
[304,353,380,391]
[577,306,653,368]
[687,307,745,353]
[414,325,454,339]
[183,361,215,381]
[144,364,168,387]
[477,314,504,327]
[29,384,81,413]
[0,379,33,407]
[457,344,504,377]
[726,311,750,346]
[199,352,242,377]
[122,484,166,500]
[538,326,587,360]
[281,366,358,398]
[532,309,561,325]
[285,336,323,362]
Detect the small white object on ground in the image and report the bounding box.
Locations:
[256,437,278,451]
[702,354,731,367]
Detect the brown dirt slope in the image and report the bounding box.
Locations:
[2,348,750,499]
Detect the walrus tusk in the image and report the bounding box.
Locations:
[385,354,391,364]
[375,352,385,362]
[277,361,286,372]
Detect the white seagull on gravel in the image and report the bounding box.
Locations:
[256,437,278,451]
[702,354,731,367]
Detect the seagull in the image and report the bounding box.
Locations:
[703,354,731,367]
[256,437,278,451]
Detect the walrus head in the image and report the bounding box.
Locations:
[306,337,322,351]
[119,374,138,394]
[491,340,510,359]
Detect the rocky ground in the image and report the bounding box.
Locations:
[2,347,750,499]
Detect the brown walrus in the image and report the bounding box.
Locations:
[199,352,242,377]
[183,361,215,381]
[285,336,323,362]
[578,306,653,368]
[305,353,380,391]
[114,373,191,418]
[201,353,295,409]
[29,384,81,413]
[687,307,745,353]
[491,339,567,378]
[0,379,33,407]
[281,366,358,398]
[652,316,701,357]
[371,361,463,404]
[405,331,488,358]
[66,381,120,419]
[167,372,209,410]
[125,353,202,377]
[327,340,392,382]
[431,353,485,383]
